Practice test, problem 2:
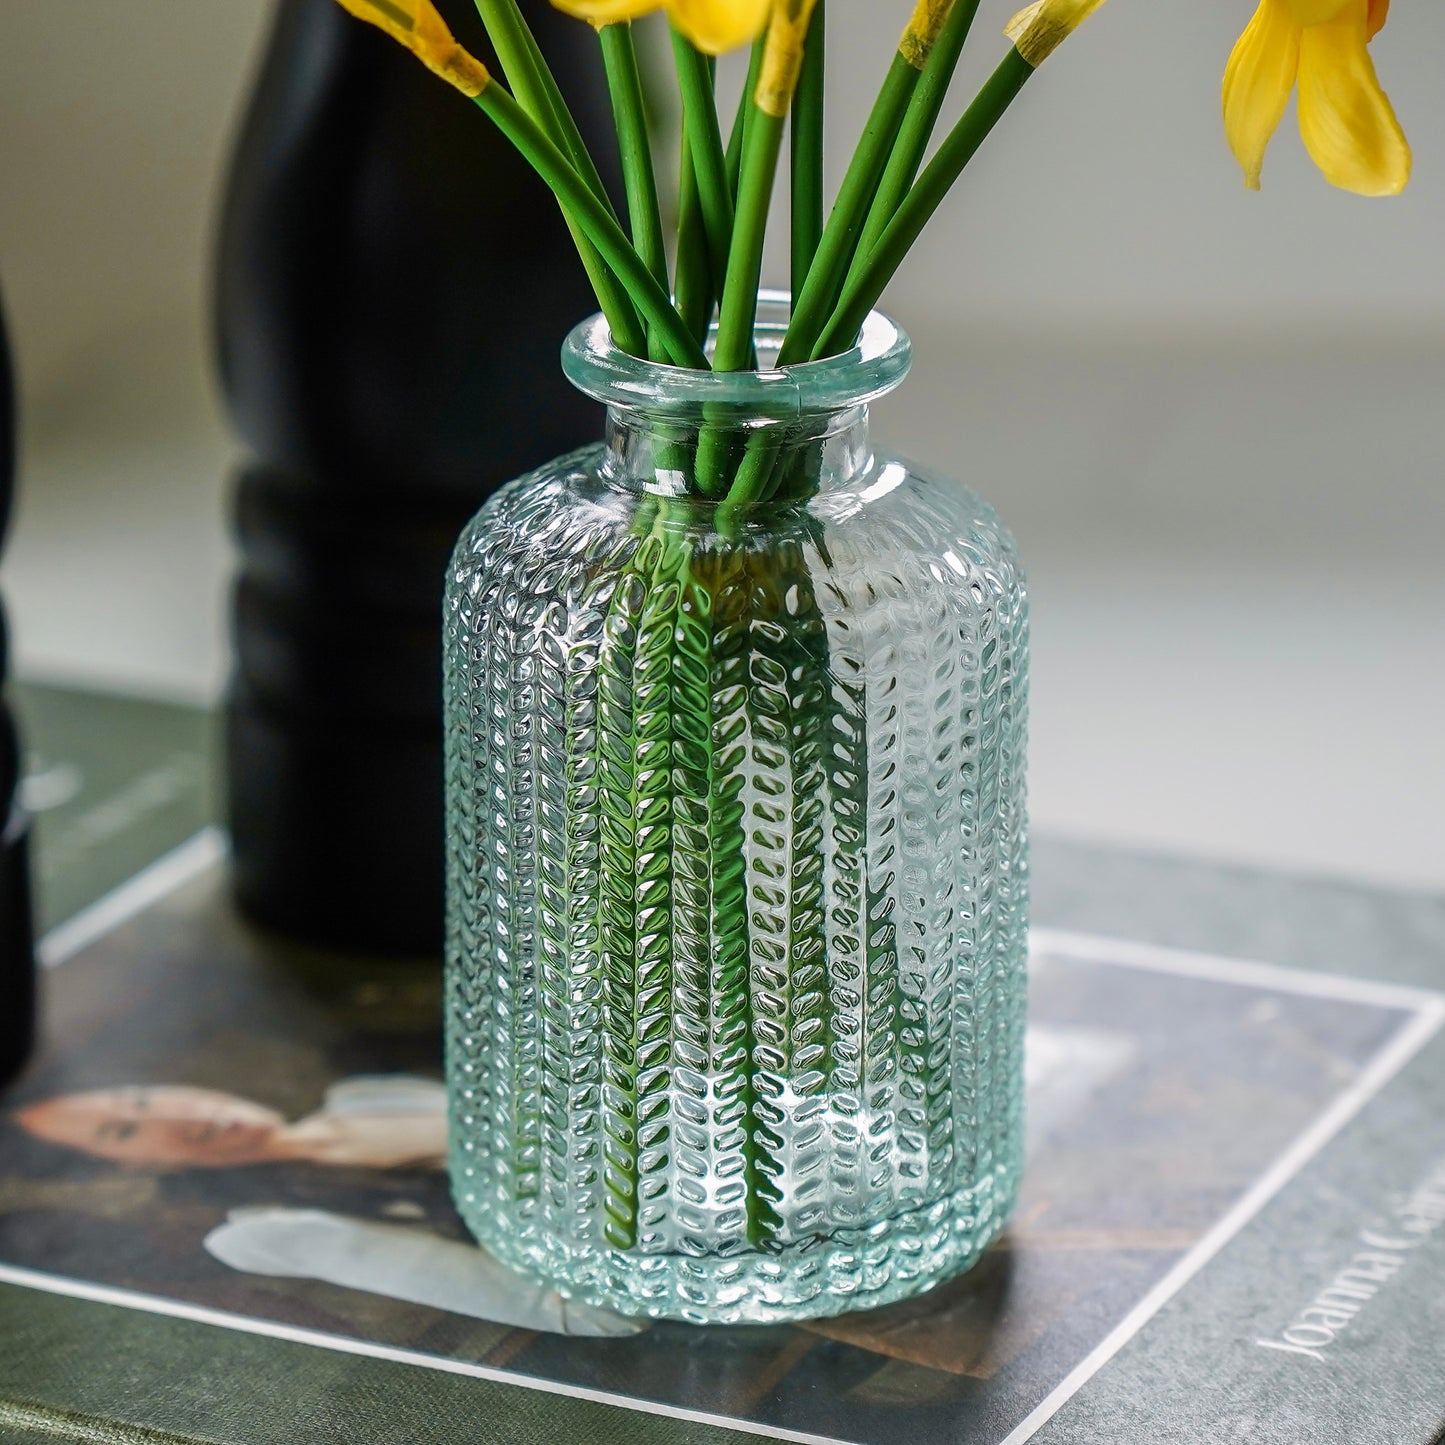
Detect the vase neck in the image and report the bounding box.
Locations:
[599,401,873,503]
[562,295,913,510]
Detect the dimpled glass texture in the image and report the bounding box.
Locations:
[444,301,1028,1324]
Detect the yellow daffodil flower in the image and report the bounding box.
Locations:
[1224,0,1410,195]
[551,0,769,55]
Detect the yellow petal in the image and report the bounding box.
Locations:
[900,0,955,70]
[755,0,822,117]
[665,0,770,54]
[550,0,664,26]
[1222,0,1301,190]
[1005,0,1109,68]
[1366,0,1388,40]
[1285,0,1352,23]
[1296,2,1410,195]
[334,0,490,95]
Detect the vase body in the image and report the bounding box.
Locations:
[214,0,610,955]
[444,305,1029,1322]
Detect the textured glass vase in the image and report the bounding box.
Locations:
[444,300,1028,1324]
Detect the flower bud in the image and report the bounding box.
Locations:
[899,0,955,70]
[334,0,491,95]
[1005,0,1109,68]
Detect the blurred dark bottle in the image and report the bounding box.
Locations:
[214,0,609,956]
[0,290,36,1082]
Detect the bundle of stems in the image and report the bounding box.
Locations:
[336,0,1110,443]
[341,0,1106,1250]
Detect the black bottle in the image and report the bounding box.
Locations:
[214,0,611,956]
[0,291,36,1083]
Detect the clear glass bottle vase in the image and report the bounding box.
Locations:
[444,299,1029,1324]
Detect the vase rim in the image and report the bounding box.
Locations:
[561,291,911,420]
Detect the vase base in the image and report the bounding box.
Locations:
[461,1164,1018,1326]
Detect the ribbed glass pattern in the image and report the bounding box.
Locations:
[444,309,1028,1323]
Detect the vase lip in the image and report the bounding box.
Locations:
[561,291,911,419]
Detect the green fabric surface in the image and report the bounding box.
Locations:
[0,1285,771,1445]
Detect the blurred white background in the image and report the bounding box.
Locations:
[0,1,1441,890]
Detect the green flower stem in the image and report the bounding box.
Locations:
[474,0,614,211]
[812,48,1033,360]
[715,109,785,374]
[786,567,836,1102]
[625,535,682,1250]
[674,58,724,348]
[473,0,644,356]
[606,520,716,1247]
[718,410,823,522]
[598,508,697,1250]
[596,539,651,1249]
[572,227,649,361]
[672,27,735,308]
[599,22,669,360]
[720,42,767,377]
[727,38,767,202]
[776,51,920,366]
[702,61,797,494]
[673,118,714,345]
[700,549,775,1249]
[473,82,708,369]
[844,0,982,293]
[715,435,779,520]
[598,22,667,288]
[601,478,838,1255]
[790,1,826,304]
